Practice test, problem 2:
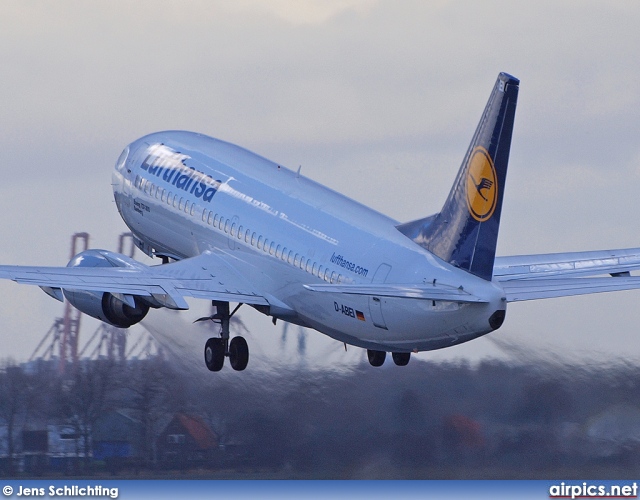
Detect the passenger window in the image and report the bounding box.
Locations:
[161,189,167,203]
[190,204,195,216]
[263,239,269,252]
[224,219,230,233]
[214,214,219,227]
[173,196,178,208]
[294,254,300,267]
[330,271,337,283]
[257,236,263,249]
[251,233,257,246]
[312,262,318,275]
[269,242,275,256]
[207,212,214,225]
[275,245,282,258]
[324,268,331,282]
[134,175,141,188]
[230,223,236,236]
[245,229,251,243]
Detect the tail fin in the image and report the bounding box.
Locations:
[397,72,519,281]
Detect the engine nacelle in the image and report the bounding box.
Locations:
[62,249,149,328]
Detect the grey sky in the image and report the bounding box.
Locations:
[1,1,640,365]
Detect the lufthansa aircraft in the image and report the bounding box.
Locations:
[3,72,640,371]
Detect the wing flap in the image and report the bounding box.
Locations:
[304,283,488,303]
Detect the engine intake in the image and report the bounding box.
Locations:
[62,249,149,328]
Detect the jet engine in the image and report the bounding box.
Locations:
[62,249,150,328]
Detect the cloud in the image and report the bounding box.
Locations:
[229,0,378,25]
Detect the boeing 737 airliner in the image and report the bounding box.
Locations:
[3,72,640,371]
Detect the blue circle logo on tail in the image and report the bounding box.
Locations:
[465,147,497,222]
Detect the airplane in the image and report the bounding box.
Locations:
[3,71,640,372]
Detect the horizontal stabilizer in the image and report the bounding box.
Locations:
[304,283,488,303]
[494,248,640,281]
[501,276,640,302]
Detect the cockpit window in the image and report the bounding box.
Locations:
[116,146,129,173]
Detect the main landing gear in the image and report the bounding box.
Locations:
[367,349,411,367]
[198,301,249,372]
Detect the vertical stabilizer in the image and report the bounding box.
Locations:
[397,73,519,281]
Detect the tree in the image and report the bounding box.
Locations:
[54,359,120,469]
[0,361,28,473]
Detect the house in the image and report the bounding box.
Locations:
[22,424,87,473]
[92,410,143,462]
[157,414,219,466]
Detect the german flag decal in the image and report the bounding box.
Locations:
[356,310,365,321]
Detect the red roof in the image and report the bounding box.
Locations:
[176,414,218,450]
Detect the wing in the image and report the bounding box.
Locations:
[0,250,269,310]
[494,248,640,302]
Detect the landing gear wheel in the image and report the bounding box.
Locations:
[229,336,249,371]
[204,338,225,372]
[367,349,386,367]
[392,352,411,366]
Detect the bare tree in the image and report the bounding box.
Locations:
[126,357,186,466]
[0,361,28,473]
[54,359,120,469]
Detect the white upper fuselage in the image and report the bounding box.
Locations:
[112,131,505,352]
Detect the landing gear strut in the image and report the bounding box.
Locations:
[199,301,249,372]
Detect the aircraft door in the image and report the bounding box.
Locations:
[369,263,391,330]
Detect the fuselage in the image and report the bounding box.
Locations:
[112,131,505,352]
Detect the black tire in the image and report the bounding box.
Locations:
[204,338,225,372]
[367,349,386,367]
[229,336,249,371]
[392,352,411,366]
